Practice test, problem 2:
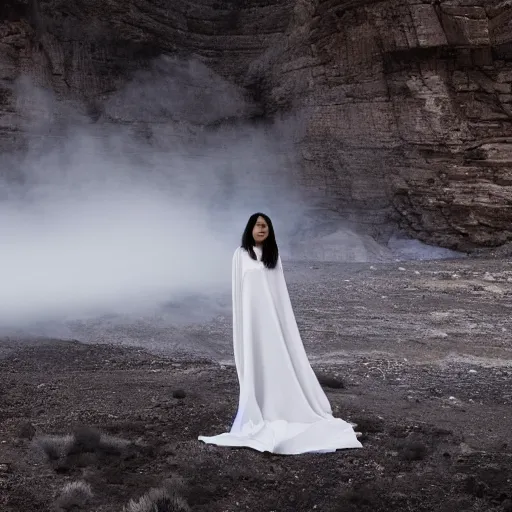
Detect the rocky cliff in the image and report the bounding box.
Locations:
[1,0,511,250]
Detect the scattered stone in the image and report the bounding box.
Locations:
[398,440,428,461]
[463,475,487,498]
[428,329,448,338]
[172,389,187,399]
[18,421,36,440]
[351,417,384,434]
[316,373,345,389]
[459,442,475,455]
[484,284,505,295]
[502,499,512,512]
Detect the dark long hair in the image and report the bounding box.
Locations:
[241,212,279,269]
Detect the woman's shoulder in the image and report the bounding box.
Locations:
[233,246,245,257]
[233,246,260,266]
[232,246,247,262]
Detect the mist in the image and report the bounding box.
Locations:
[0,57,304,327]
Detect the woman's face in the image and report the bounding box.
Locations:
[252,216,269,245]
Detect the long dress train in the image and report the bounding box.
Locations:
[198,246,362,455]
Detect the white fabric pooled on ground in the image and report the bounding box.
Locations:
[198,246,362,454]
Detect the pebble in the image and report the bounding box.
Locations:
[429,330,448,338]
[459,442,475,455]
[18,422,36,440]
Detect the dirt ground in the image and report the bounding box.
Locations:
[1,257,511,511]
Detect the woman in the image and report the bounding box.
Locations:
[198,213,362,454]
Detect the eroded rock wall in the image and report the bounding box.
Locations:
[1,0,512,249]
[0,0,294,148]
[257,0,512,248]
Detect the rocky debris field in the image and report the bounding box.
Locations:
[0,257,511,511]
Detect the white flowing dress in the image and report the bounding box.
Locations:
[198,246,362,454]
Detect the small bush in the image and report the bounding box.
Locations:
[34,435,74,461]
[398,440,428,461]
[69,427,101,454]
[34,429,132,465]
[98,433,132,454]
[54,480,93,510]
[124,479,190,512]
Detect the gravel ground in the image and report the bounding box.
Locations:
[0,257,511,511]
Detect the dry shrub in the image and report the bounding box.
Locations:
[33,427,132,463]
[34,435,74,461]
[54,480,93,511]
[124,478,190,512]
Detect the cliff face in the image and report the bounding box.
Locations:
[257,0,512,249]
[1,0,512,249]
[0,0,293,139]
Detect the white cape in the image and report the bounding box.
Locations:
[198,246,362,455]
